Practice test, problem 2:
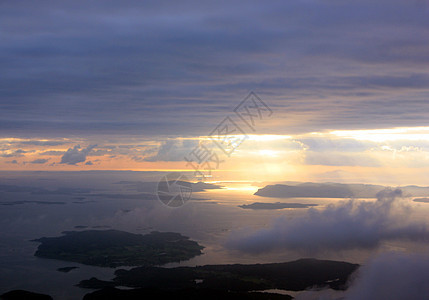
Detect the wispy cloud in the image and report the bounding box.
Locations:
[29,158,49,164]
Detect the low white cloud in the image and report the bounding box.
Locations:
[227,189,429,253]
[344,252,429,300]
[294,252,429,300]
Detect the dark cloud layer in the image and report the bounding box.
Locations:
[1,0,428,138]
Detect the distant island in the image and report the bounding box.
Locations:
[413,197,429,203]
[57,266,79,273]
[72,200,97,204]
[0,290,53,300]
[255,182,429,198]
[191,181,223,192]
[78,258,358,293]
[0,200,66,206]
[239,202,318,210]
[112,180,223,192]
[33,230,204,268]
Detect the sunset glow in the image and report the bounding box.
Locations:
[1,1,429,298]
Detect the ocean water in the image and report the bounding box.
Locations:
[0,171,428,299]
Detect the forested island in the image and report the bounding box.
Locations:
[83,287,292,299]
[239,202,318,210]
[33,230,204,267]
[78,258,358,294]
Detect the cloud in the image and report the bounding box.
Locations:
[29,158,49,164]
[20,140,66,146]
[305,152,380,167]
[1,1,429,137]
[299,137,372,153]
[40,150,66,156]
[85,161,93,165]
[344,252,429,300]
[227,188,429,253]
[141,140,199,162]
[293,252,429,300]
[60,144,96,165]
[0,149,30,158]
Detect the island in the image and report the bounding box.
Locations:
[0,290,53,300]
[83,287,292,299]
[78,258,358,293]
[255,182,429,198]
[0,200,66,206]
[239,202,318,210]
[112,180,223,192]
[57,266,79,273]
[191,181,223,192]
[32,230,204,268]
[413,197,429,203]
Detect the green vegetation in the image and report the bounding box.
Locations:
[33,230,204,268]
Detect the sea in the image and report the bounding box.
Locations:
[0,171,427,299]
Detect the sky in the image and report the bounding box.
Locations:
[1,0,429,185]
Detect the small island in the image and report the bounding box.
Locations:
[33,230,204,268]
[413,197,429,203]
[57,266,79,273]
[0,290,53,300]
[0,200,66,206]
[239,202,318,210]
[83,287,292,299]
